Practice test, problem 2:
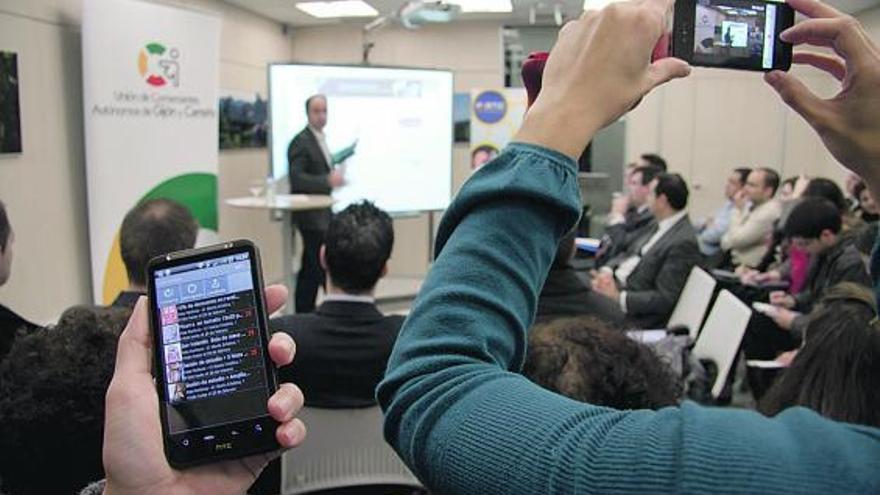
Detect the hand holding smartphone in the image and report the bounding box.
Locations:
[147,240,281,468]
[672,0,795,71]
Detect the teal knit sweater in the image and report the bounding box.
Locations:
[377,143,880,494]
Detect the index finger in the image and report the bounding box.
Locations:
[780,17,866,64]
[785,0,843,19]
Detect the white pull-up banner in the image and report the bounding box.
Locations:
[83,0,220,303]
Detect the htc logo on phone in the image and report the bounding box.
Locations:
[214,442,234,452]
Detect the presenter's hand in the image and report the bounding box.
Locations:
[103,285,306,495]
[328,169,346,189]
[515,0,690,159]
[764,0,880,196]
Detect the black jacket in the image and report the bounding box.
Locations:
[0,304,38,361]
[270,300,404,408]
[536,265,626,325]
[597,205,657,267]
[111,290,144,310]
[790,239,871,338]
[618,214,701,328]
[287,127,332,231]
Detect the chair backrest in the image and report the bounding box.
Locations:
[667,266,717,340]
[281,406,422,495]
[691,290,752,399]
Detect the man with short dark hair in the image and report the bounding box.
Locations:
[593,173,701,327]
[637,152,667,172]
[272,200,402,407]
[597,164,661,266]
[116,198,198,309]
[253,201,404,495]
[0,200,37,361]
[764,197,871,339]
[722,167,783,267]
[698,167,751,256]
[287,94,346,313]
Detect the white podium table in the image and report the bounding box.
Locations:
[226,194,334,313]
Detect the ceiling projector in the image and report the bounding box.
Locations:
[398,0,461,29]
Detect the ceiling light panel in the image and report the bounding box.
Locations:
[448,0,513,13]
[295,0,379,18]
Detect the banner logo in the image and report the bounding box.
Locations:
[138,42,180,87]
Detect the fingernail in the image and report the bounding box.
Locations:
[779,29,792,42]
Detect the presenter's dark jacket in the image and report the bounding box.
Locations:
[597,205,656,267]
[0,304,38,362]
[271,300,404,408]
[287,127,332,231]
[618,214,701,328]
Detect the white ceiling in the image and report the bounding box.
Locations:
[222,0,879,28]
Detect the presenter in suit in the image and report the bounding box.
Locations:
[287,94,345,313]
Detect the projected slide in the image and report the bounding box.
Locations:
[270,64,453,214]
[722,21,749,47]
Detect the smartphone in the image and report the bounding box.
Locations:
[672,0,794,71]
[147,240,279,468]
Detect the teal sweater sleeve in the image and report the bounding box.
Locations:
[377,143,880,494]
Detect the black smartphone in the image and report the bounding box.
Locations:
[672,0,794,71]
[147,240,279,468]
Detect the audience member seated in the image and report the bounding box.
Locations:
[635,152,667,172]
[524,316,681,409]
[595,164,661,266]
[115,198,198,309]
[854,180,880,223]
[254,201,404,495]
[591,173,701,327]
[759,283,880,428]
[765,198,871,340]
[0,307,124,495]
[272,200,402,407]
[698,167,751,257]
[0,200,38,362]
[721,167,782,268]
[802,177,862,231]
[844,170,863,212]
[535,230,625,325]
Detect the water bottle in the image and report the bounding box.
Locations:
[265,176,276,206]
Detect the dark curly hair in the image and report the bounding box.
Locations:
[524,317,682,410]
[0,306,126,495]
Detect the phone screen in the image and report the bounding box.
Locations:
[149,243,277,466]
[677,0,793,71]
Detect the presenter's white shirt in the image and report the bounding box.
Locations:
[309,125,333,168]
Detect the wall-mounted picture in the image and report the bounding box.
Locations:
[0,51,22,154]
[453,92,470,143]
[219,90,268,150]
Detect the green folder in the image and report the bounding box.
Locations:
[332,140,358,165]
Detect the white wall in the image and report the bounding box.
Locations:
[0,0,295,323]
